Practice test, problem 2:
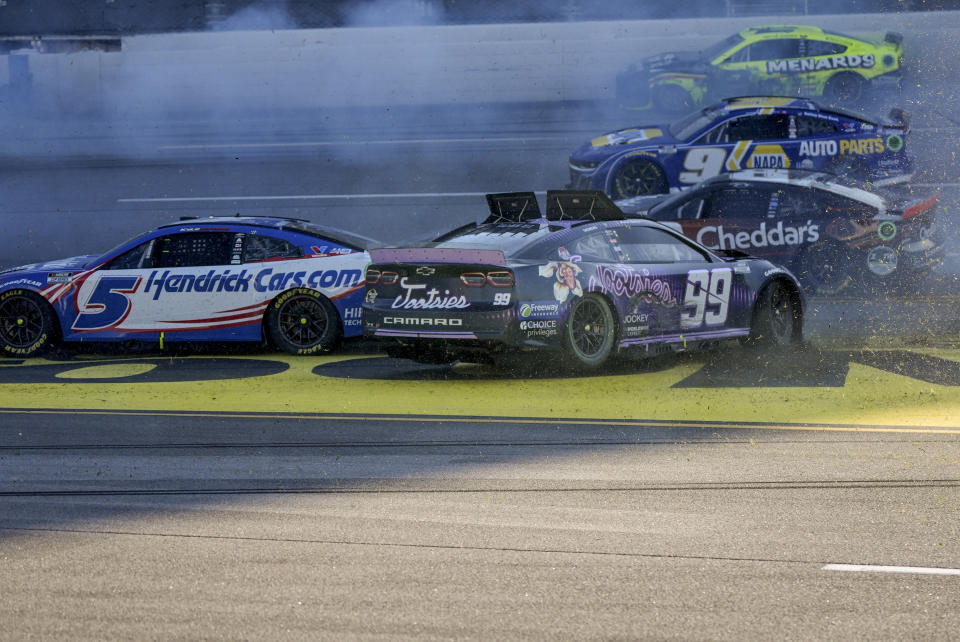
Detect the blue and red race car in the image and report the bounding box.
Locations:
[568,96,912,200]
[363,191,804,369]
[0,216,376,357]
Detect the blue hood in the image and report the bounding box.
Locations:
[0,254,98,279]
[571,125,678,163]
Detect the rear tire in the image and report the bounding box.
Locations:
[266,288,341,355]
[562,294,617,369]
[748,281,801,347]
[0,289,59,357]
[824,72,866,104]
[652,84,694,113]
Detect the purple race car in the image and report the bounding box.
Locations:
[363,190,804,369]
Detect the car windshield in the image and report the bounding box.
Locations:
[668,105,723,140]
[87,231,154,267]
[646,192,689,219]
[701,32,745,62]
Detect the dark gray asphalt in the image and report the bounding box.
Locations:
[1,410,959,640]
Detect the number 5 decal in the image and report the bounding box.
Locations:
[72,275,141,331]
[681,268,731,329]
[678,147,726,184]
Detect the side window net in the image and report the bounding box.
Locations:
[800,40,846,57]
[795,115,839,137]
[156,232,233,268]
[568,233,617,262]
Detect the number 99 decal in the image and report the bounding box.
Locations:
[681,268,731,329]
[72,275,141,331]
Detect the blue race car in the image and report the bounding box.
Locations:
[0,216,376,357]
[363,190,804,370]
[568,96,912,200]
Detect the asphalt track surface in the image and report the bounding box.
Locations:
[3,50,960,642]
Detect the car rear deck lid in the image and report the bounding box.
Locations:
[369,248,507,266]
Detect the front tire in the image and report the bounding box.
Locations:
[266,288,341,355]
[609,159,669,199]
[824,72,866,104]
[0,289,59,357]
[748,280,801,347]
[563,294,617,369]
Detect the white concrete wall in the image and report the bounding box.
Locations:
[9,11,960,114]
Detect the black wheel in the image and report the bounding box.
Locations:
[652,83,694,113]
[563,294,616,369]
[824,72,865,104]
[0,289,59,357]
[748,281,801,348]
[795,242,854,296]
[266,288,341,355]
[609,159,669,199]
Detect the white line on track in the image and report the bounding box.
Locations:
[118,191,547,204]
[156,136,568,152]
[823,564,960,576]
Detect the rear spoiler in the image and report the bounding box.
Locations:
[482,190,625,224]
[544,190,625,221]
[368,247,507,267]
[884,31,903,45]
[485,192,541,223]
[886,107,910,132]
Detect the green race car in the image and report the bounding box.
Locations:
[616,25,904,112]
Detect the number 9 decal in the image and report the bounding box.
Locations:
[678,147,726,184]
[72,275,141,331]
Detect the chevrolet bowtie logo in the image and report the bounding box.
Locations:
[416,267,436,276]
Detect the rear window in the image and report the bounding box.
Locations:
[282,221,376,250]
